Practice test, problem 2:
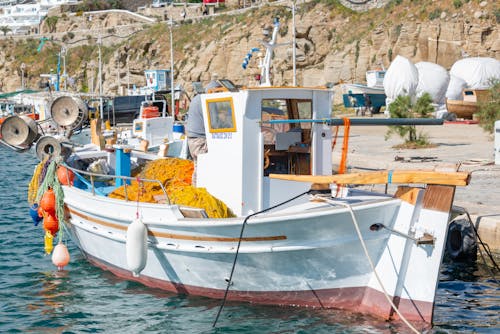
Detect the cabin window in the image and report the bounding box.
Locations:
[206,97,237,133]
[261,99,312,175]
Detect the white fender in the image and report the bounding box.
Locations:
[126,218,148,277]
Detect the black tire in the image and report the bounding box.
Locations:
[445,219,478,261]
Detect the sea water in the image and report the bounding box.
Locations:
[0,146,498,333]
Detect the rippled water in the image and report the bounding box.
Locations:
[0,146,498,333]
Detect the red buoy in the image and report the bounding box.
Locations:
[43,214,59,235]
[57,166,74,186]
[40,188,56,216]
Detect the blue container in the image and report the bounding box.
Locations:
[173,123,185,134]
[29,203,42,226]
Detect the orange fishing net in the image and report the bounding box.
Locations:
[108,158,235,218]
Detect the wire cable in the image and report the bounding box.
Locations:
[317,196,421,334]
[212,189,311,327]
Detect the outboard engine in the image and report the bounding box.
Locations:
[0,115,39,148]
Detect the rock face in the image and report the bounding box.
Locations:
[0,1,498,105]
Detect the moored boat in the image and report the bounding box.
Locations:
[342,69,387,113]
[18,17,473,330]
[49,80,471,327]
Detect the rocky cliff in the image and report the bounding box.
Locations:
[0,0,498,104]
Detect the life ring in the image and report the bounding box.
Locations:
[264,149,270,169]
[445,219,478,261]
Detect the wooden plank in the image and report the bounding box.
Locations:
[269,170,471,186]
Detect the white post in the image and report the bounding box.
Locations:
[169,17,175,117]
[292,0,296,86]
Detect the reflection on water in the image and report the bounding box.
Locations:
[0,146,498,333]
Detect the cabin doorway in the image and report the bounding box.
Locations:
[261,98,312,176]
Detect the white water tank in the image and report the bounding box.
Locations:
[495,120,500,165]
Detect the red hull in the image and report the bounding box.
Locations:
[84,252,434,325]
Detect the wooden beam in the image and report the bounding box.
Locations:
[269,170,471,186]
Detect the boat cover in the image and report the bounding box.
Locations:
[415,62,449,104]
[383,55,419,109]
[450,57,500,89]
[445,75,468,101]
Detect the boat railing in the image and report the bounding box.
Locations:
[62,164,170,204]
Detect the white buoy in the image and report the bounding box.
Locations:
[126,218,148,277]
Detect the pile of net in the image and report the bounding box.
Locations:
[108,158,235,218]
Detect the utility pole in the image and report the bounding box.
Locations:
[61,47,67,91]
[98,34,103,118]
[21,63,26,89]
[169,17,175,116]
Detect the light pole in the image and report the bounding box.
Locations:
[98,35,103,118]
[169,17,175,116]
[61,46,67,91]
[21,63,26,90]
[292,0,296,86]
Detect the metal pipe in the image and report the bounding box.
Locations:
[262,118,444,126]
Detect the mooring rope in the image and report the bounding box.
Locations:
[212,190,312,327]
[454,206,499,283]
[316,196,421,334]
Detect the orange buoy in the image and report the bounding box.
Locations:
[43,214,59,235]
[40,188,56,216]
[57,166,75,186]
[141,105,160,119]
[52,243,70,270]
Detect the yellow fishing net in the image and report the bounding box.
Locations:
[108,158,235,218]
[28,156,49,205]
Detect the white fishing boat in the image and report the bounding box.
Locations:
[22,18,472,329]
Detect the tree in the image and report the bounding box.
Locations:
[45,16,59,33]
[385,92,434,146]
[476,80,500,134]
[0,26,11,36]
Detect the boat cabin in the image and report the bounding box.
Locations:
[196,84,333,216]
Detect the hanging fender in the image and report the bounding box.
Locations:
[126,218,148,277]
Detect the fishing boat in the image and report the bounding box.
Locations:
[20,18,473,329]
[342,69,387,113]
[445,88,491,119]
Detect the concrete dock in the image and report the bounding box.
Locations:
[330,119,500,254]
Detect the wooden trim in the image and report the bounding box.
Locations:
[394,186,422,205]
[67,208,287,242]
[269,170,471,186]
[422,184,456,213]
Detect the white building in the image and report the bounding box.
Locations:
[0,0,77,35]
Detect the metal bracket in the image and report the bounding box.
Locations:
[370,223,435,246]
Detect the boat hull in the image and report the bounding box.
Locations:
[445,99,479,119]
[63,184,452,324]
[342,84,386,109]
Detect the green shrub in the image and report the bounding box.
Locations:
[385,93,434,146]
[453,0,463,9]
[477,80,500,134]
[428,9,441,20]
